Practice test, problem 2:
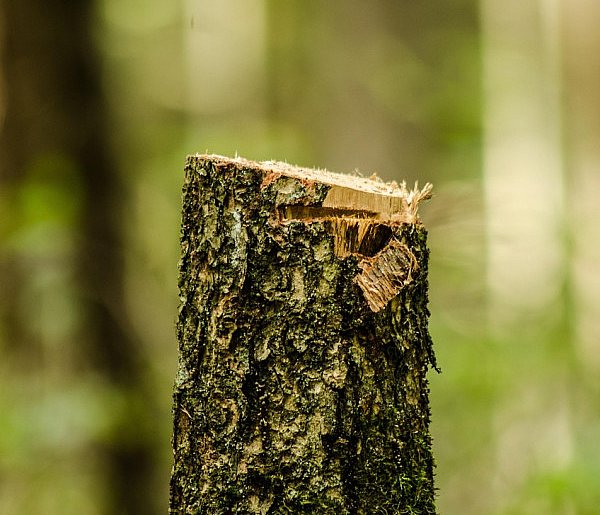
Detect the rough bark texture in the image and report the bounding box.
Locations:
[170,155,437,514]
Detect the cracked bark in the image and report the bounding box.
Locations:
[170,155,437,514]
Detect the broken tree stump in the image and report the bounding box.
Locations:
[170,155,437,514]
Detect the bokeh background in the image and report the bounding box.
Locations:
[1,1,599,514]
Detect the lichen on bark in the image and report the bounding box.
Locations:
[170,155,437,514]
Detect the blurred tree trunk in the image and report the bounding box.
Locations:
[562,0,600,373]
[481,0,565,327]
[0,1,155,514]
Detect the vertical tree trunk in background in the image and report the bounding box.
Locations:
[481,0,564,327]
[170,155,437,514]
[0,2,154,514]
[562,0,600,373]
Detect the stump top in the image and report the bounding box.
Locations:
[192,154,432,223]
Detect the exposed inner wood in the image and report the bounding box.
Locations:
[324,218,393,258]
[355,240,418,312]
[321,185,426,222]
[278,206,379,221]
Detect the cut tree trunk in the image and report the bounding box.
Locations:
[170,155,437,514]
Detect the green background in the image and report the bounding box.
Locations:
[1,1,599,514]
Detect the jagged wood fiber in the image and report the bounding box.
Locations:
[170,155,437,514]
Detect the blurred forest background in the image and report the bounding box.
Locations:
[1,0,599,514]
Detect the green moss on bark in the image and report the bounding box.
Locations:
[170,156,437,514]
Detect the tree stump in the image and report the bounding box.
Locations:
[170,155,437,514]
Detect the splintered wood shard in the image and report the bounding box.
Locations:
[355,240,418,312]
[320,181,432,223]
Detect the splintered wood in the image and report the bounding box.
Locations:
[320,181,432,224]
[261,158,431,311]
[355,240,418,312]
[201,154,432,313]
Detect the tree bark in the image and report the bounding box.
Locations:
[170,155,437,514]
